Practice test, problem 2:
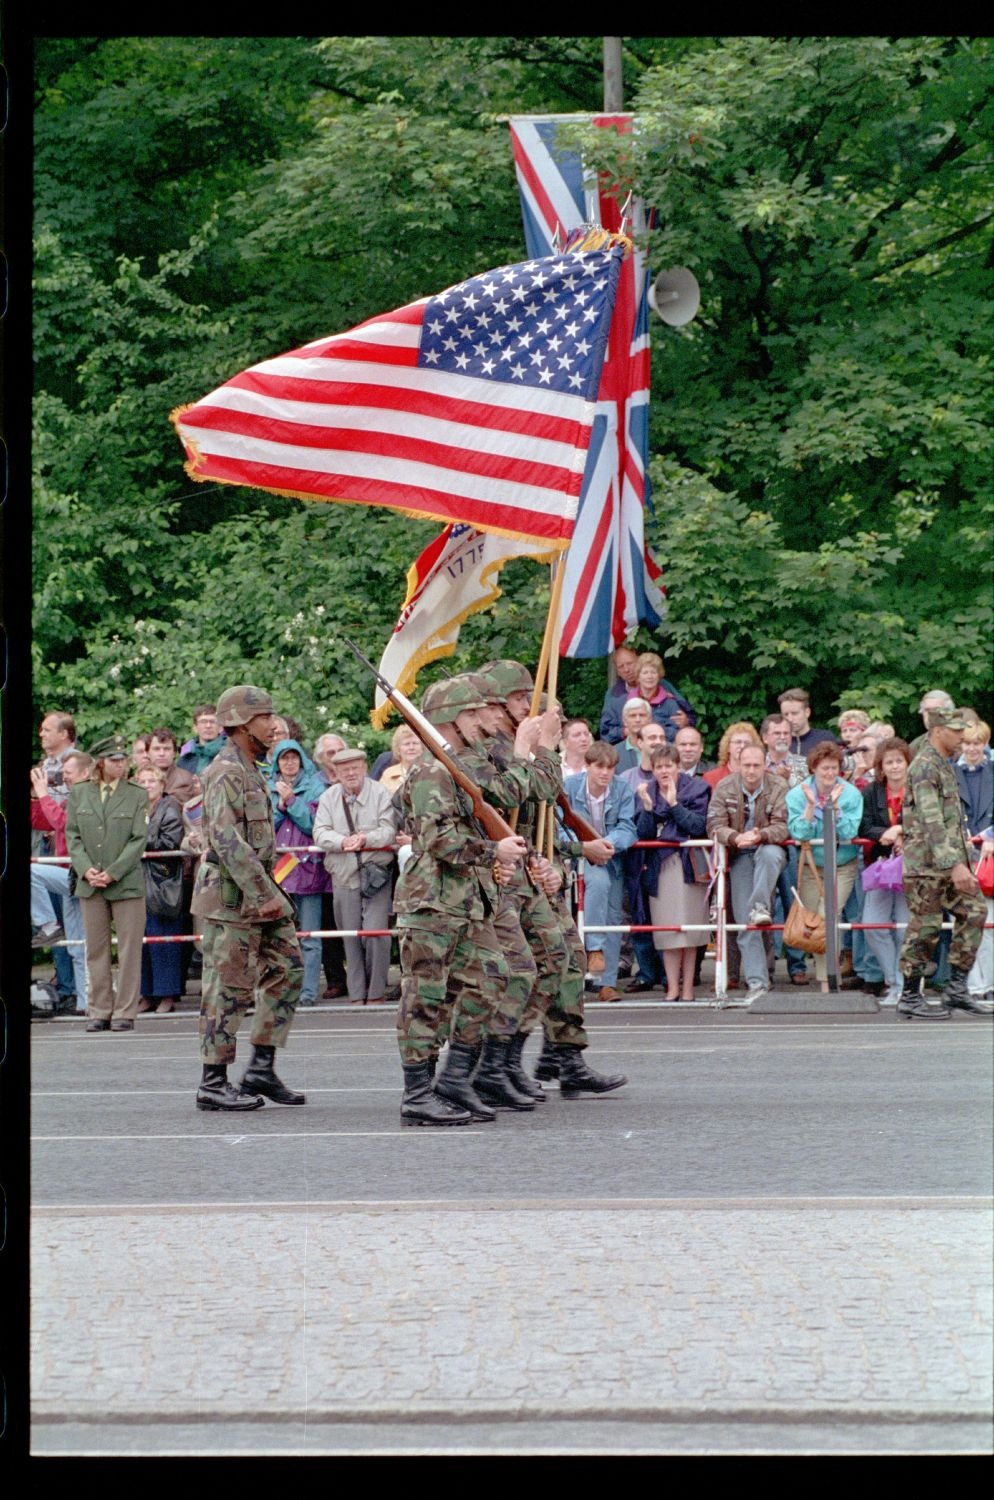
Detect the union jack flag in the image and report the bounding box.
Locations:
[508,114,665,656]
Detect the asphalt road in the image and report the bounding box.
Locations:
[29,1004,994,1456]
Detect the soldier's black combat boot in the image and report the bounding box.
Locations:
[472,1037,535,1110]
[505,1030,546,1103]
[942,968,992,1015]
[400,1063,472,1127]
[239,1045,306,1105]
[434,1041,497,1122]
[895,972,948,1020]
[555,1045,628,1099]
[532,1031,560,1081]
[196,1064,265,1112]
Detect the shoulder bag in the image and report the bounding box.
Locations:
[783,843,826,954]
[342,795,392,898]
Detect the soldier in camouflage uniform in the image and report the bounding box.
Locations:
[477,660,628,1099]
[192,685,306,1109]
[897,706,989,1019]
[446,672,566,1108]
[393,678,530,1126]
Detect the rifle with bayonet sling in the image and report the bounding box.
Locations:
[342,638,521,846]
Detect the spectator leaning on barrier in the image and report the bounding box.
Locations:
[955,721,994,1006]
[619,722,669,993]
[858,737,913,1005]
[785,740,864,994]
[30,749,94,1012]
[66,735,150,1032]
[707,744,788,1003]
[897,707,988,1017]
[630,744,710,1002]
[562,740,637,1002]
[134,766,184,1015]
[268,737,330,1009]
[309,733,350,998]
[313,748,399,1005]
[598,642,642,744]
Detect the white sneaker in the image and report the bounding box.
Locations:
[748,906,772,926]
[746,982,770,1002]
[881,983,902,1006]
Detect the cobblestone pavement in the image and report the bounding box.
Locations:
[32,1204,992,1427]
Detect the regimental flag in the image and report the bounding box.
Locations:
[172,247,623,548]
[370,522,557,729]
[508,115,665,654]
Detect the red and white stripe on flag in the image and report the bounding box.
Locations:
[508,115,665,654]
[172,248,622,549]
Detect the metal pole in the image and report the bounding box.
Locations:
[823,802,839,991]
[603,37,624,111]
[714,839,727,1002]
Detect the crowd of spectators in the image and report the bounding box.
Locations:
[30,657,994,1017]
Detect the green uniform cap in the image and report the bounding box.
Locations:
[88,733,130,759]
[215,684,275,727]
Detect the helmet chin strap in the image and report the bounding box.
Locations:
[247,728,271,757]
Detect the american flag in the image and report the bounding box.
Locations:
[508,114,665,654]
[172,248,622,547]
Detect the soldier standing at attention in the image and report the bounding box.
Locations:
[192,685,306,1110]
[897,706,988,1019]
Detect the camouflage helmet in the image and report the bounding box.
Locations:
[471,668,507,706]
[421,676,488,722]
[478,659,534,699]
[216,684,274,727]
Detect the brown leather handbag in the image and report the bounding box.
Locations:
[783,844,826,954]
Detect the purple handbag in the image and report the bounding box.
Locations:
[862,853,904,892]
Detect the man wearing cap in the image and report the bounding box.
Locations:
[313,748,399,1005]
[393,676,530,1125]
[65,735,150,1032]
[897,707,989,1018]
[192,685,306,1110]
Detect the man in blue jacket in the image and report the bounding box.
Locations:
[562,741,637,1001]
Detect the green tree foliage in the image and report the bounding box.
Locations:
[585,36,993,733]
[33,36,992,755]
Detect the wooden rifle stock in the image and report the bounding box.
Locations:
[342,637,518,846]
[555,791,601,845]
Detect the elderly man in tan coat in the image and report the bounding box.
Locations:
[313,748,399,1004]
[706,744,789,1002]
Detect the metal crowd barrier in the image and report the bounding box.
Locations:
[31,836,992,1002]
